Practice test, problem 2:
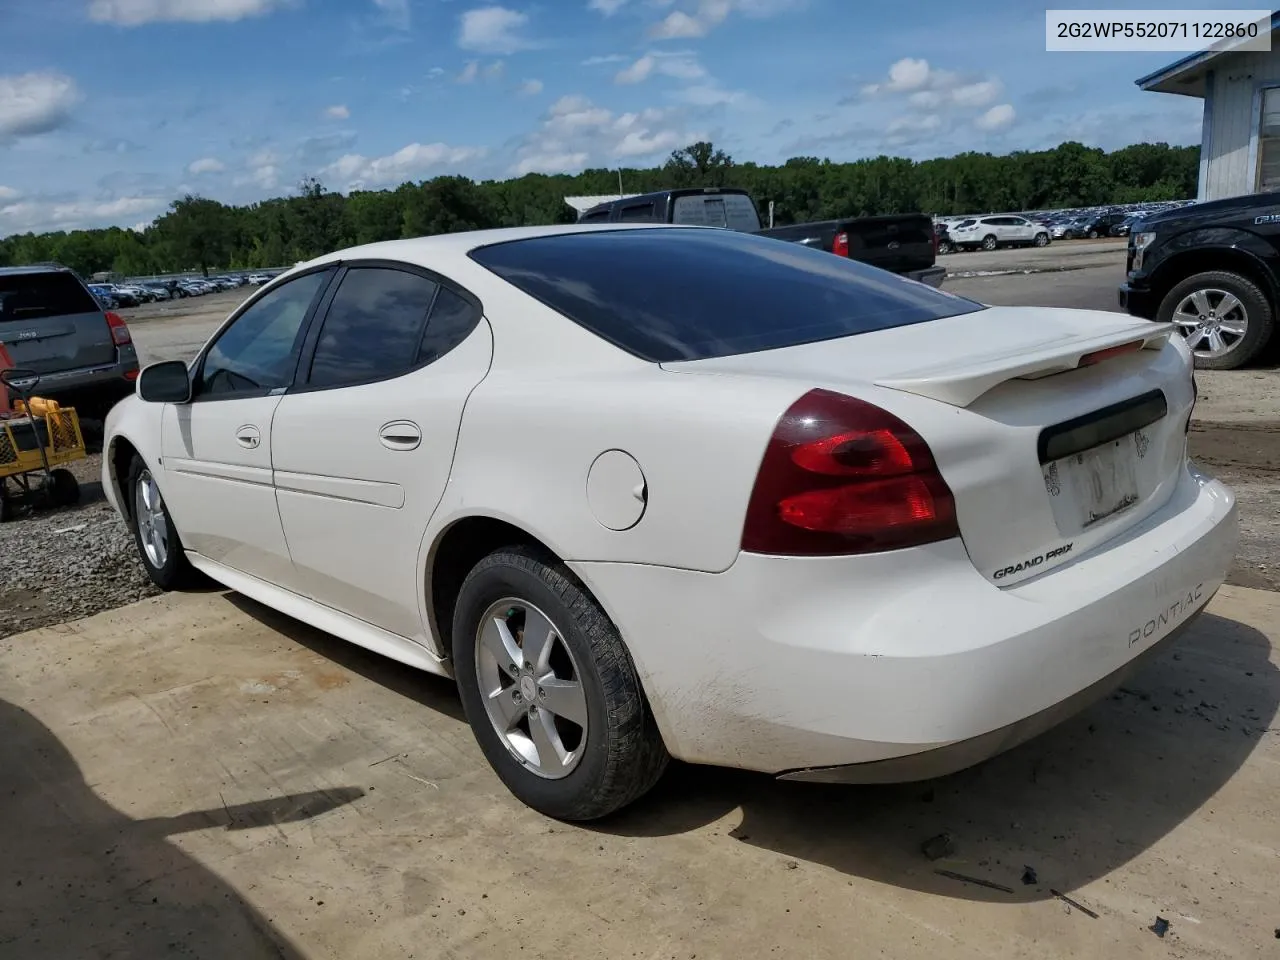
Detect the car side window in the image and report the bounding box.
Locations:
[416,286,482,366]
[197,270,328,398]
[618,202,656,222]
[307,267,439,389]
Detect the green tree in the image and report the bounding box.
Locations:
[152,196,232,276]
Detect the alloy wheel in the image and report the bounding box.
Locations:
[1172,288,1249,359]
[134,469,170,569]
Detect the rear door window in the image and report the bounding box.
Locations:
[470,227,983,363]
[0,272,100,323]
[306,267,439,388]
[671,194,762,231]
[617,202,657,222]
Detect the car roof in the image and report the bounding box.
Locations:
[0,264,73,277]
[296,222,686,273]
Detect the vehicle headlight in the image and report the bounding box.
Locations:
[1131,231,1157,270]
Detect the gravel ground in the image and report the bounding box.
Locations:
[0,455,158,638]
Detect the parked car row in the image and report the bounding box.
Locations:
[933,200,1197,254]
[86,272,279,309]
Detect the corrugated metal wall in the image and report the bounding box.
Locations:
[1205,47,1280,200]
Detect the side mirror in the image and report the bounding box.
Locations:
[138,360,192,404]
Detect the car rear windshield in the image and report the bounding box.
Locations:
[469,228,983,363]
[0,271,100,323]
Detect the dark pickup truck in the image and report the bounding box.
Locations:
[1119,192,1278,369]
[577,187,946,288]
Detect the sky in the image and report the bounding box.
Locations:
[0,0,1242,236]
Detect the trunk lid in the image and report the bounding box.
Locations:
[663,307,1193,585]
[0,270,117,375]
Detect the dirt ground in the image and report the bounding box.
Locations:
[2,585,1277,959]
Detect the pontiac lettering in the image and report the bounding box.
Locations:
[993,542,1074,580]
[1128,583,1205,647]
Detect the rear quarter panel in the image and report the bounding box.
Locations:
[417,278,805,574]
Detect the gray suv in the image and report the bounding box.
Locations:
[0,265,139,417]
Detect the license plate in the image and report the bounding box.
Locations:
[1043,430,1144,531]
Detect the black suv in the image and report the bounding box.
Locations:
[0,265,140,414]
[1119,194,1278,370]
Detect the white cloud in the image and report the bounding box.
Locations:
[513,94,693,174]
[187,157,225,175]
[0,186,21,202]
[324,103,351,120]
[672,83,745,107]
[0,195,168,235]
[887,113,941,135]
[324,142,486,189]
[951,79,1000,108]
[616,56,655,84]
[582,54,627,65]
[518,78,544,96]
[458,6,532,54]
[650,0,791,39]
[862,57,932,96]
[457,59,505,83]
[247,148,281,168]
[976,103,1015,131]
[651,10,708,37]
[616,51,705,84]
[588,0,627,13]
[372,0,410,30]
[87,0,291,25]
[0,72,79,141]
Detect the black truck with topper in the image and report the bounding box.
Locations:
[1119,192,1280,369]
[578,188,947,288]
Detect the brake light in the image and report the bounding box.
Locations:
[742,389,959,555]
[1079,340,1143,367]
[832,231,849,257]
[105,311,131,346]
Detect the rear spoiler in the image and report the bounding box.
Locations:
[875,322,1175,407]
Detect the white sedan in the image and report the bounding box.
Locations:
[102,224,1237,820]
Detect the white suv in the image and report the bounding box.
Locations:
[950,216,1050,251]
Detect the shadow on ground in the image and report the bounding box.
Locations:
[0,696,364,957]
[590,613,1277,903]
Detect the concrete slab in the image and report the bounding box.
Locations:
[2,586,1277,959]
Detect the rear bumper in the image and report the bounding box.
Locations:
[20,348,139,403]
[572,463,1237,776]
[906,265,947,288]
[1118,280,1159,319]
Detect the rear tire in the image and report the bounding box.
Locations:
[126,455,195,590]
[981,234,998,251]
[1156,270,1274,370]
[47,469,79,507]
[453,546,669,821]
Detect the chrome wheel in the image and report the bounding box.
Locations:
[134,469,170,569]
[1172,288,1249,359]
[475,599,589,780]
[981,235,997,251]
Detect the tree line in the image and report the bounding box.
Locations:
[0,139,1198,278]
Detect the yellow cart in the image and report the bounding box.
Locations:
[0,369,84,522]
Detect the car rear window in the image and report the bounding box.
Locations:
[0,272,100,323]
[469,228,984,363]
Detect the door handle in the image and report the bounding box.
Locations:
[235,424,261,449]
[379,420,422,451]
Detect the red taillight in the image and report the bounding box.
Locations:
[1079,340,1143,367]
[124,369,139,381]
[832,231,849,257]
[742,389,960,556]
[105,311,131,346]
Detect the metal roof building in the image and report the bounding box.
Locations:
[1138,11,1280,200]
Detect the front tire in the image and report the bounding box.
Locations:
[453,546,669,821]
[126,455,194,589]
[1157,270,1274,370]
[981,234,998,251]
